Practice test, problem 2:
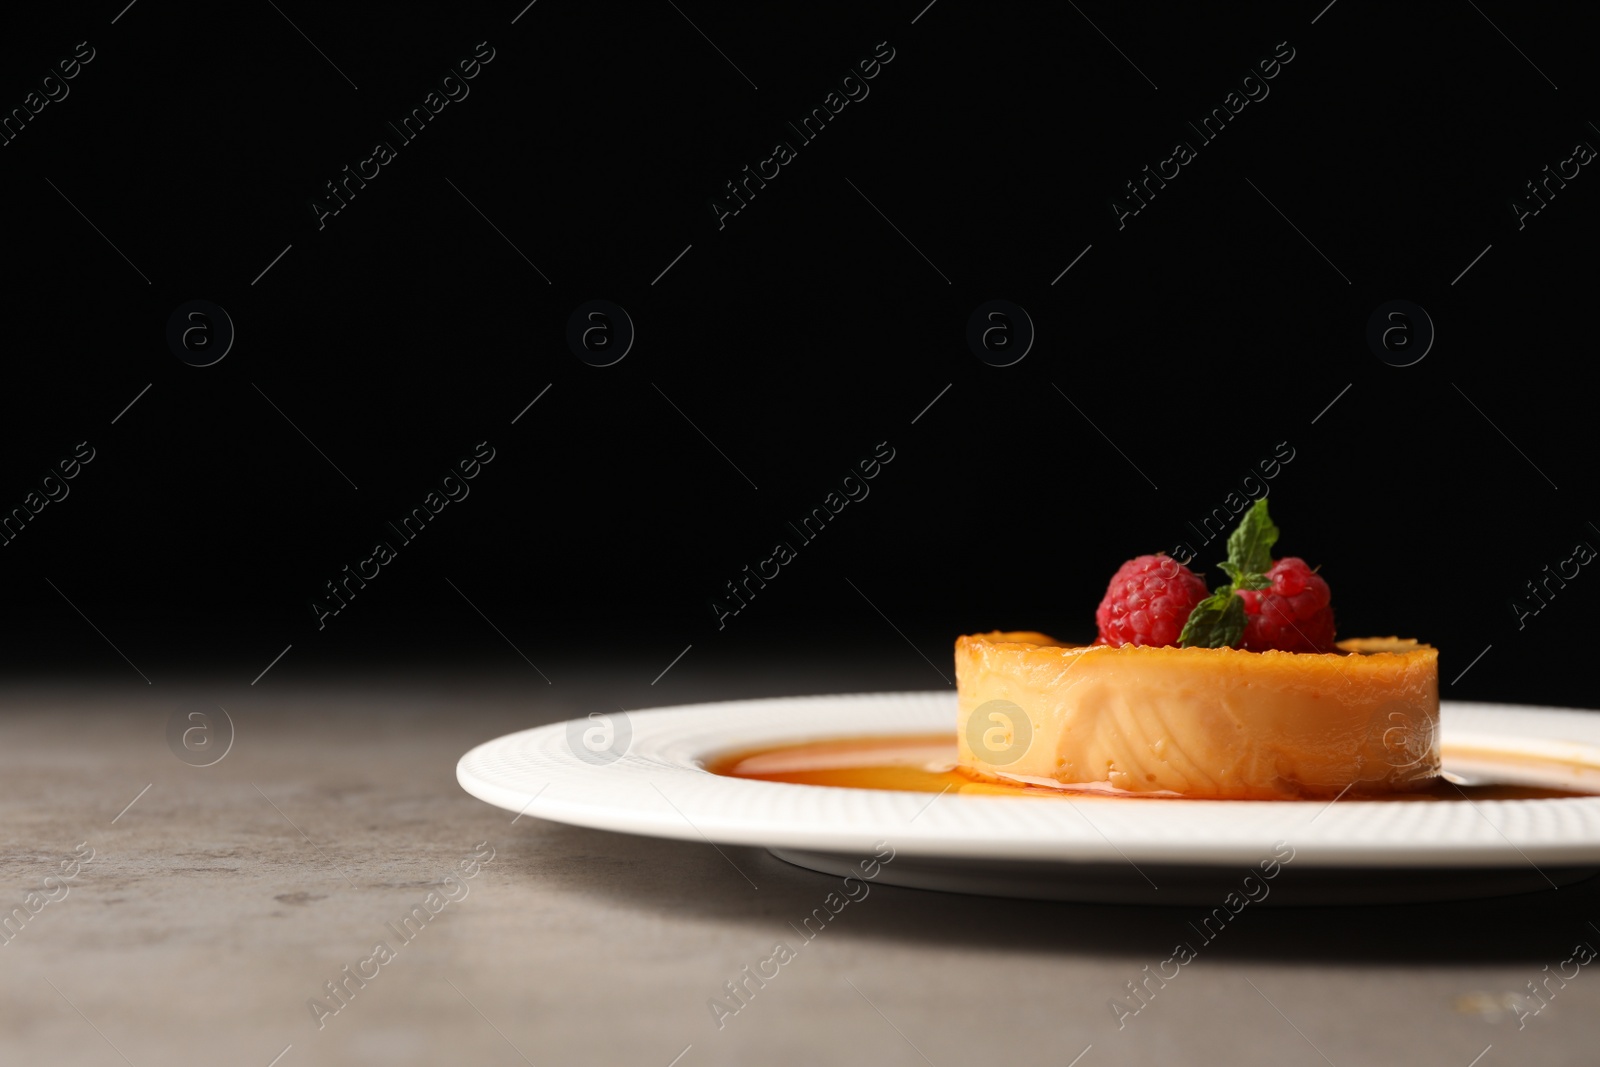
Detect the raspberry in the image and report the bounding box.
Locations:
[1095,554,1209,647]
[1238,557,1336,652]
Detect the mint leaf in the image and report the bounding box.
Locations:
[1218,561,1272,589]
[1179,586,1246,648]
[1225,499,1279,577]
[1180,498,1284,648]
[1232,570,1272,591]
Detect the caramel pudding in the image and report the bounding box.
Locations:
[953,632,1439,799]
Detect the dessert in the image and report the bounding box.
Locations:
[955,501,1439,799]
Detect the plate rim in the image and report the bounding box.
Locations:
[456,692,1600,869]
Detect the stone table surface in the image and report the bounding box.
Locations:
[3,665,1599,1067]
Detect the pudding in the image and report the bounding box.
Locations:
[954,631,1439,799]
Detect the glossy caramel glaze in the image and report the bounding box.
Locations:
[708,733,1593,802]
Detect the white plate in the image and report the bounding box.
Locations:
[456,693,1600,904]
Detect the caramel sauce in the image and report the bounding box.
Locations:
[707,733,1599,801]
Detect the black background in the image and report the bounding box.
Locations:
[1,0,1594,705]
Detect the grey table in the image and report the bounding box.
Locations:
[3,658,1596,1066]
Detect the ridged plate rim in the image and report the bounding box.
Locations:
[456,694,1600,868]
